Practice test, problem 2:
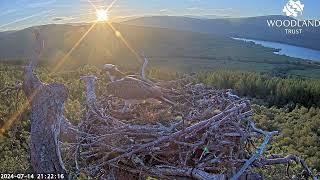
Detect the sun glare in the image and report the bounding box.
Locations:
[96,9,108,22]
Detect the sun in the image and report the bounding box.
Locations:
[96,9,108,22]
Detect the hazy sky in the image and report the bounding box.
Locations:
[0,0,319,31]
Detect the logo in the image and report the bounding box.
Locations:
[266,0,320,35]
[282,0,304,17]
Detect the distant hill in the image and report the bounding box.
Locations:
[0,22,319,78]
[124,15,320,51]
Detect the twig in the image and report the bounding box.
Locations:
[255,154,318,180]
[106,104,246,164]
[231,121,278,180]
[152,166,225,180]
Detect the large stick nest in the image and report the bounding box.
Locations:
[61,77,316,180]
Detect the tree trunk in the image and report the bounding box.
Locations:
[23,67,68,174]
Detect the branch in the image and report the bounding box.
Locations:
[231,121,279,180]
[60,117,80,143]
[140,53,155,85]
[106,103,246,164]
[62,78,315,179]
[80,75,98,105]
[255,154,318,180]
[152,166,225,180]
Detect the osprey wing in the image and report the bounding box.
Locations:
[106,77,161,100]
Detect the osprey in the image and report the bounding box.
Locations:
[103,64,127,81]
[103,54,154,83]
[105,72,175,112]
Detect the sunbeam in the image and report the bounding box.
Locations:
[1,0,118,135]
[51,22,97,73]
[106,0,119,11]
[105,22,143,63]
[0,91,38,137]
[0,9,54,29]
[87,0,98,11]
[14,10,56,30]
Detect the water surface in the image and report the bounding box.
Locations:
[233,37,320,62]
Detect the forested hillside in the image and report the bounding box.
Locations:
[198,71,320,107]
[253,105,320,170]
[196,70,320,172]
[125,15,320,51]
[0,62,319,177]
[0,24,320,78]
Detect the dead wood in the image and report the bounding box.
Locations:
[60,78,317,179]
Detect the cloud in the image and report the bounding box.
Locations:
[111,15,142,22]
[52,16,77,22]
[79,0,105,2]
[211,8,234,12]
[159,9,169,12]
[52,17,64,21]
[28,0,57,8]
[187,7,203,11]
[188,7,234,12]
[159,9,171,14]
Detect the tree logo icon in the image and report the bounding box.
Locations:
[282,0,304,17]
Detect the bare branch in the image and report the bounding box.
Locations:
[231,121,278,180]
[80,75,98,105]
[152,166,225,180]
[255,154,318,180]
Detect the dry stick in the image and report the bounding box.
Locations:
[100,111,230,166]
[256,154,318,180]
[106,103,246,165]
[141,54,149,83]
[68,79,316,178]
[152,166,225,180]
[231,121,279,180]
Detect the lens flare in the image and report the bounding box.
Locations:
[96,9,108,22]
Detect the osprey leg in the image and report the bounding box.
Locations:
[121,100,131,112]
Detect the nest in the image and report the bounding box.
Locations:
[61,78,315,180]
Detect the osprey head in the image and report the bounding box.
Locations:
[103,64,125,80]
[104,64,116,70]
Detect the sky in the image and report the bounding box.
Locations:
[0,0,319,31]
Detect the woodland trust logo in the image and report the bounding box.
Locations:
[267,0,320,35]
[282,0,304,17]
